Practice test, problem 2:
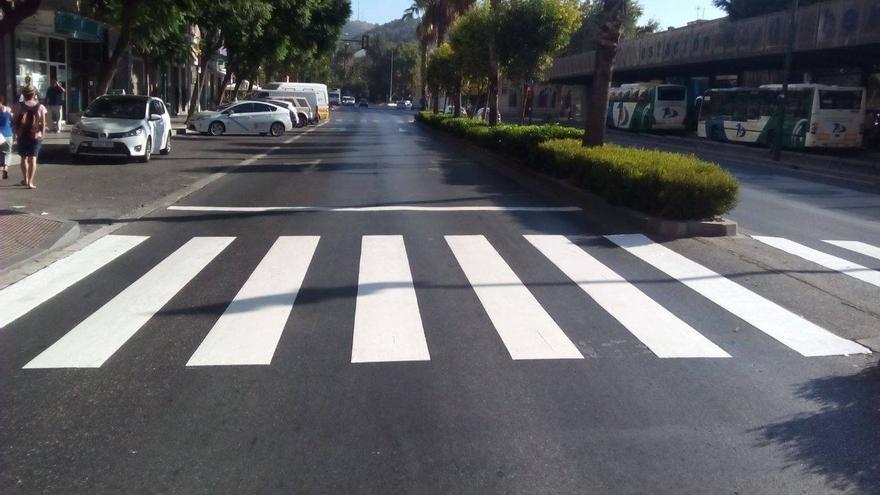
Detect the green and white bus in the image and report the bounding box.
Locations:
[606,83,688,131]
[697,84,866,149]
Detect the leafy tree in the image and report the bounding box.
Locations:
[487,0,501,125]
[495,0,580,122]
[564,0,657,55]
[713,0,828,19]
[583,0,625,147]
[83,0,197,95]
[0,0,42,37]
[448,3,493,116]
[425,42,461,113]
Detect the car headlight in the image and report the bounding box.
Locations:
[124,127,144,137]
[71,127,84,136]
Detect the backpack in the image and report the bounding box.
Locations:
[15,105,41,140]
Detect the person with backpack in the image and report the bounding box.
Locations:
[14,87,47,189]
[0,96,13,180]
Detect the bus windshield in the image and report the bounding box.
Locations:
[818,90,862,110]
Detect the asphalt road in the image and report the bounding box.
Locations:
[1,107,879,494]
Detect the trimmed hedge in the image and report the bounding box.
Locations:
[415,111,738,220]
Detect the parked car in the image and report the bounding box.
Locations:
[188,100,294,136]
[396,100,413,110]
[69,95,172,163]
[358,98,369,108]
[257,99,301,128]
[342,96,356,106]
[290,96,316,125]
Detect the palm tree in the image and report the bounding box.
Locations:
[403,1,438,108]
[583,0,626,147]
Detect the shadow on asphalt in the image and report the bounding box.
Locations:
[754,362,880,493]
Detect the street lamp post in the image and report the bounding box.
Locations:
[389,49,394,103]
[772,0,800,161]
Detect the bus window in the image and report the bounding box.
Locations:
[819,90,862,110]
[786,90,811,119]
[657,86,685,101]
[718,92,734,117]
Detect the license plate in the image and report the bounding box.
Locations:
[92,140,113,148]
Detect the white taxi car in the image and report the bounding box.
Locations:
[69,95,172,162]
[188,101,293,137]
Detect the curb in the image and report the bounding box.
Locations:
[416,121,737,238]
[0,214,80,271]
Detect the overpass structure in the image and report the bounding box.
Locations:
[547,0,880,89]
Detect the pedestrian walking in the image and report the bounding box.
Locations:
[45,79,65,132]
[0,96,13,180]
[14,87,47,189]
[18,75,39,102]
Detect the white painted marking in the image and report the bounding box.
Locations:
[351,236,430,363]
[167,205,581,213]
[24,237,234,368]
[1,235,149,329]
[526,235,729,358]
[824,240,880,262]
[607,234,870,357]
[446,235,583,360]
[187,236,319,366]
[754,236,880,289]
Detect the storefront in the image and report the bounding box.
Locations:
[14,9,103,121]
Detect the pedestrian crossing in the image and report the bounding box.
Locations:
[3,233,875,369]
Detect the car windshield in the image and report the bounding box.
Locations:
[84,96,147,119]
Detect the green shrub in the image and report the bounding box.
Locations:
[536,139,739,220]
[415,111,739,220]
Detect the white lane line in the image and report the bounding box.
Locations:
[187,236,319,366]
[0,235,148,329]
[526,235,730,358]
[24,237,235,369]
[824,240,880,262]
[754,236,880,289]
[607,234,870,357]
[167,205,581,213]
[446,235,583,360]
[351,236,430,363]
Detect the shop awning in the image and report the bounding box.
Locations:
[54,11,104,42]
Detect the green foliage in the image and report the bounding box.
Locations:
[448,3,493,89]
[426,43,461,94]
[415,111,739,220]
[563,0,658,55]
[494,0,581,84]
[713,0,829,19]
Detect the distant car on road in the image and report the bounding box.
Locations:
[342,96,356,106]
[69,94,172,163]
[358,99,369,108]
[396,100,412,110]
[188,100,294,137]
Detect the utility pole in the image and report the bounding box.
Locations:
[772,0,799,161]
[389,49,394,103]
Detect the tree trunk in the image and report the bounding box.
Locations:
[419,41,428,103]
[520,83,528,125]
[216,69,232,106]
[186,54,209,121]
[97,0,137,95]
[487,0,500,126]
[431,86,440,114]
[583,0,625,147]
[232,77,244,102]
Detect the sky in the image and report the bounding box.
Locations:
[351,0,727,30]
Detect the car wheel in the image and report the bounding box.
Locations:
[160,132,172,155]
[139,137,152,163]
[270,122,285,137]
[208,121,225,136]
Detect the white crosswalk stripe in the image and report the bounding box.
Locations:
[823,240,880,262]
[0,235,148,329]
[446,235,583,360]
[15,233,873,369]
[754,236,880,289]
[607,234,870,357]
[24,237,234,369]
[187,236,320,366]
[526,235,730,358]
[351,236,430,363]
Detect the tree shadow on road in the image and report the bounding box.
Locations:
[754,361,880,493]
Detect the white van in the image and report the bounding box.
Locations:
[263,82,329,120]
